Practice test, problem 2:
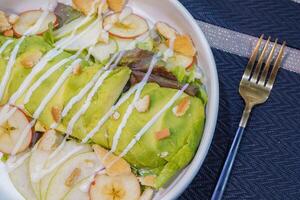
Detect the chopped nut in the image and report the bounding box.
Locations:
[51,106,62,123]
[0,11,11,32]
[3,29,13,37]
[112,111,120,120]
[156,22,177,39]
[107,0,126,12]
[8,14,19,25]
[172,96,191,117]
[167,35,196,57]
[65,168,81,187]
[72,64,81,75]
[138,175,156,187]
[155,128,171,141]
[135,95,150,113]
[21,51,43,68]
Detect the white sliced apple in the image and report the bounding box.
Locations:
[89,174,141,200]
[54,16,95,39]
[55,19,101,51]
[155,22,177,40]
[45,152,102,200]
[9,155,38,200]
[63,177,90,200]
[0,105,32,155]
[13,10,58,37]
[139,188,154,200]
[168,53,195,69]
[39,141,91,200]
[90,39,117,62]
[104,13,149,39]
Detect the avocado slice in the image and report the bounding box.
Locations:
[92,83,205,188]
[0,36,52,104]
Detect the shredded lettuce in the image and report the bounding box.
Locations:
[169,65,196,83]
[137,38,154,51]
[43,22,55,46]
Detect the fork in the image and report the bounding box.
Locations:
[211,35,286,200]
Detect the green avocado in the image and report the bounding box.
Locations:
[0,36,52,104]
[92,83,205,188]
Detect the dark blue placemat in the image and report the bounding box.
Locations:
[177,0,300,199]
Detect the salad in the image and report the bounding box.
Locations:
[0,0,207,199]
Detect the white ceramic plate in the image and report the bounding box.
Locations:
[0,0,219,199]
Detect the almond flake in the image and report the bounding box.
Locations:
[135,95,150,113]
[167,35,196,57]
[107,0,126,12]
[65,168,81,187]
[21,51,43,69]
[173,96,191,117]
[3,29,13,37]
[0,11,11,32]
[112,111,120,120]
[8,14,19,25]
[138,175,156,187]
[51,106,62,123]
[155,128,171,141]
[156,22,177,39]
[72,64,81,75]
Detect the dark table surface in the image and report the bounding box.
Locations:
[178,0,300,199]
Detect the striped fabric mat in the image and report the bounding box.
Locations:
[178,0,300,199]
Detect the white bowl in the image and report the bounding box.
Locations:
[0,0,219,199]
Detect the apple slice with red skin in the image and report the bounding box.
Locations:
[103,13,149,39]
[13,10,58,37]
[0,105,32,155]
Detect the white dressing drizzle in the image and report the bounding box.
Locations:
[11,59,82,156]
[105,84,189,169]
[81,84,139,143]
[49,52,124,159]
[0,39,13,54]
[0,37,25,101]
[110,54,160,153]
[163,36,175,62]
[79,169,106,193]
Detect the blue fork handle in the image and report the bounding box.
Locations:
[211,126,245,200]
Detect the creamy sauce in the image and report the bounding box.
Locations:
[110,54,160,153]
[0,39,13,54]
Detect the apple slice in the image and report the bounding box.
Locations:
[89,174,141,200]
[13,10,58,37]
[93,145,131,176]
[9,155,38,200]
[0,105,32,155]
[45,152,102,200]
[155,22,177,40]
[55,19,101,51]
[90,39,117,62]
[168,53,195,69]
[38,141,91,200]
[139,188,154,200]
[54,16,95,39]
[104,13,149,39]
[113,36,135,51]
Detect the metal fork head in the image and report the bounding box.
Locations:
[239,35,286,108]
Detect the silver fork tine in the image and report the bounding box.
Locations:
[251,36,271,82]
[258,39,278,86]
[266,42,286,89]
[242,35,264,80]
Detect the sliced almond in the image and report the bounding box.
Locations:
[135,95,150,113]
[72,0,96,15]
[51,106,62,123]
[139,188,154,200]
[65,168,81,187]
[20,51,43,69]
[172,96,191,117]
[155,128,171,141]
[107,0,126,12]
[167,35,196,57]
[72,64,81,75]
[138,175,156,187]
[93,145,131,176]
[3,29,13,37]
[0,11,11,32]
[8,14,19,25]
[155,22,177,40]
